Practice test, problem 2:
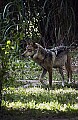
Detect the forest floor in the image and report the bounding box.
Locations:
[1,80,78,120]
[0,106,78,120]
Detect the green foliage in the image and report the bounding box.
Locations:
[3,59,42,87]
[2,87,78,113]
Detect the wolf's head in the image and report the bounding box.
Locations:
[22,42,46,61]
[22,42,40,57]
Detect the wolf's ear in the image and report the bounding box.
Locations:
[35,43,40,47]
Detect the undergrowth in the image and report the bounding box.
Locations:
[2,87,78,113]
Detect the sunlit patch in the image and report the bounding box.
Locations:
[2,87,78,113]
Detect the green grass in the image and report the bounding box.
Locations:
[2,87,78,113]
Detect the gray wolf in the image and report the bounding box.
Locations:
[22,42,72,87]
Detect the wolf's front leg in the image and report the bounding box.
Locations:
[48,69,52,87]
[59,67,64,87]
[39,69,47,84]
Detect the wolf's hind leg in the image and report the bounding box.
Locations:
[65,54,72,84]
[65,63,72,84]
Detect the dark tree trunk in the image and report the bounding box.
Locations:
[70,0,78,36]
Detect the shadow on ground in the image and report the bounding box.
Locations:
[0,107,78,120]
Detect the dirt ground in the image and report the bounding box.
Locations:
[0,108,78,120]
